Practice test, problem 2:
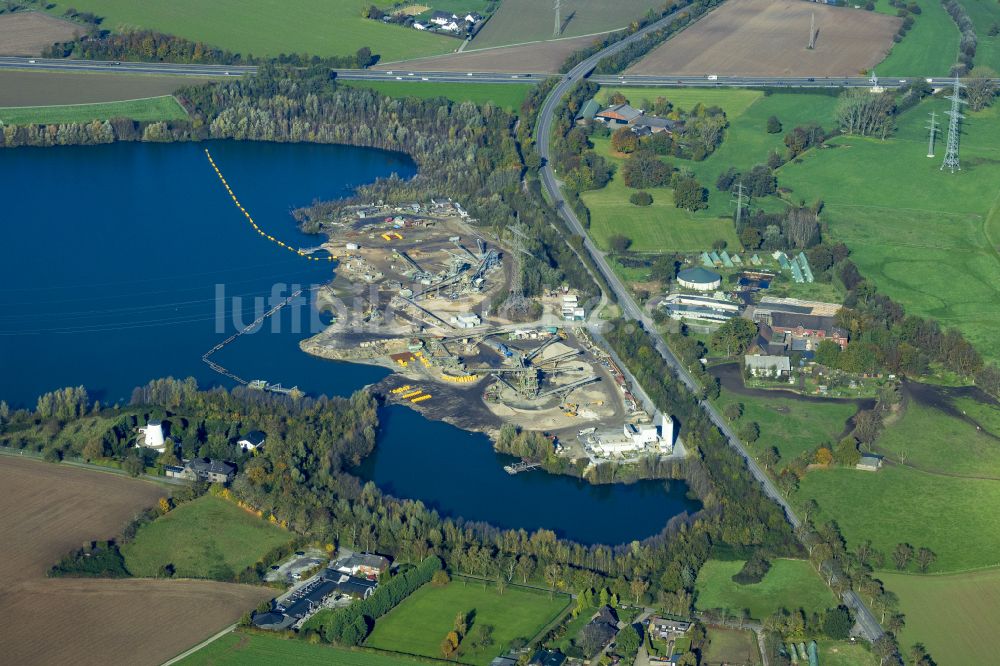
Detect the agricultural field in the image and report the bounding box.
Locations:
[701,627,760,666]
[870,399,1000,478]
[122,494,293,579]
[713,386,858,464]
[0,95,187,124]
[580,88,839,254]
[777,95,1000,363]
[42,0,456,62]
[470,0,664,49]
[694,558,837,620]
[0,69,211,107]
[880,568,1000,666]
[0,11,80,55]
[364,578,569,664]
[0,456,271,666]
[178,633,427,666]
[373,33,598,72]
[795,463,1000,572]
[873,0,959,76]
[342,80,533,111]
[627,0,900,77]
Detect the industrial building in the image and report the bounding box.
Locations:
[661,293,739,324]
[589,414,675,458]
[676,267,722,291]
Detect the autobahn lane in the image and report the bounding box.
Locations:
[2,57,981,89]
[533,11,888,646]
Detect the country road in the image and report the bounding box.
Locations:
[532,10,886,645]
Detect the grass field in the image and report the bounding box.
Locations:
[580,89,839,254]
[714,386,857,464]
[879,568,1000,666]
[874,0,960,76]
[0,95,187,124]
[364,579,569,664]
[341,80,533,111]
[44,0,455,62]
[470,0,664,49]
[778,96,1000,363]
[177,633,427,666]
[694,559,837,620]
[964,1,1000,72]
[870,400,1000,478]
[121,495,292,579]
[795,464,1000,572]
[815,640,878,666]
[702,627,760,666]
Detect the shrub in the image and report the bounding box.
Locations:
[608,234,633,254]
[732,551,771,585]
[629,191,653,206]
[766,115,782,133]
[431,570,451,586]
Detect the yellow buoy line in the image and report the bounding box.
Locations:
[205,149,337,263]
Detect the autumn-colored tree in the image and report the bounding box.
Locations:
[440,630,460,659]
[814,447,834,466]
[610,127,638,154]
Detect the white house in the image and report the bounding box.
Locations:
[238,430,266,452]
[412,21,427,30]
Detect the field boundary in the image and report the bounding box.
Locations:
[162,623,237,666]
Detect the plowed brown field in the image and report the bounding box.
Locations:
[0,12,80,56]
[0,456,271,666]
[627,0,900,77]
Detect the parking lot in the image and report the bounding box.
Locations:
[264,547,328,584]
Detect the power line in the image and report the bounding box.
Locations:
[925,111,938,158]
[941,78,966,173]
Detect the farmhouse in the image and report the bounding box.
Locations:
[751,297,847,349]
[578,605,620,656]
[237,430,266,452]
[595,103,643,125]
[575,98,601,124]
[333,552,391,579]
[744,354,792,378]
[649,615,692,639]
[165,458,237,484]
[631,115,680,134]
[529,650,567,666]
[677,267,722,291]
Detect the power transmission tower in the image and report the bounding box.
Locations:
[925,111,938,158]
[941,78,966,173]
[553,0,561,38]
[500,225,530,318]
[731,181,747,228]
[807,12,816,50]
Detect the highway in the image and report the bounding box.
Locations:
[2,56,977,89]
[532,10,887,645]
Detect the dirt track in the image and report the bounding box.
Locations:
[627,0,900,77]
[0,456,271,666]
[0,12,81,56]
[374,34,600,73]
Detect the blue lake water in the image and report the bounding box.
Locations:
[0,140,698,544]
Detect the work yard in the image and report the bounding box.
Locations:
[364,577,569,664]
[0,11,80,55]
[694,558,837,620]
[122,494,293,579]
[627,0,900,77]
[0,456,271,666]
[0,69,211,106]
[701,627,760,666]
[42,0,455,62]
[470,0,664,50]
[880,568,1000,665]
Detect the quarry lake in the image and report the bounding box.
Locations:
[0,140,698,544]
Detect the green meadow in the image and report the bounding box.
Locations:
[364,579,569,665]
[873,0,959,76]
[341,80,534,111]
[694,558,838,620]
[122,495,292,579]
[45,0,456,62]
[880,568,1000,666]
[778,96,1000,363]
[964,2,1000,72]
[0,96,186,124]
[582,88,840,253]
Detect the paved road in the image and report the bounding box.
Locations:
[532,10,886,646]
[2,56,980,89]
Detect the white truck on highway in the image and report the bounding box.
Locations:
[707,74,718,81]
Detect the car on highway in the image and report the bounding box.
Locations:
[421,77,429,81]
[28,59,36,64]
[386,71,393,75]
[396,76,402,80]
[407,72,414,76]
[270,565,280,570]
[467,72,473,76]
[295,550,305,556]
[707,74,718,81]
